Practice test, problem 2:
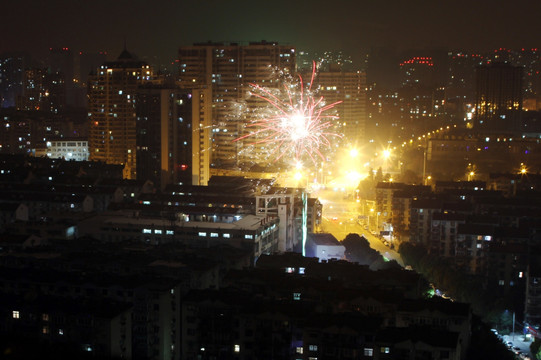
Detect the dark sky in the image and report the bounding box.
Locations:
[3,0,541,66]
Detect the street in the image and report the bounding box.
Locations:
[501,333,532,359]
[315,187,404,266]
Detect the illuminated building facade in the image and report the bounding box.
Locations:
[177,41,296,168]
[474,62,523,133]
[190,87,212,185]
[88,50,153,179]
[317,67,366,147]
[42,139,88,161]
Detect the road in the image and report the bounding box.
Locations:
[315,187,404,266]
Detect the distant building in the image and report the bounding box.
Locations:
[474,62,523,133]
[135,85,211,189]
[445,52,483,117]
[38,139,89,161]
[177,41,296,168]
[399,57,435,88]
[80,212,279,264]
[0,52,30,108]
[16,68,65,113]
[375,182,406,231]
[316,68,367,147]
[88,49,154,179]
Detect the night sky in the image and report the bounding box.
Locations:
[4,0,541,66]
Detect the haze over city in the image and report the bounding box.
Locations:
[4,0,541,66]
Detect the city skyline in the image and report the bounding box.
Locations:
[4,0,541,67]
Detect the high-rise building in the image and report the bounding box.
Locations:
[445,52,484,119]
[177,41,296,169]
[316,66,366,147]
[88,50,153,179]
[16,68,65,113]
[399,57,435,88]
[47,47,76,108]
[135,85,211,189]
[474,62,523,133]
[0,52,31,108]
[191,87,212,186]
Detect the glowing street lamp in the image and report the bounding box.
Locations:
[520,163,527,175]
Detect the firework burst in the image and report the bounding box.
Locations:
[234,62,342,163]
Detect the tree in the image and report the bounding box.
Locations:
[375,167,384,183]
[342,233,383,266]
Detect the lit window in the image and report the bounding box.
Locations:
[296,347,303,354]
[223,233,230,238]
[364,348,373,356]
[286,267,295,273]
[234,344,240,353]
[293,292,301,300]
[309,345,318,351]
[166,230,174,235]
[58,329,64,335]
[299,267,305,274]
[245,234,253,239]
[154,229,162,234]
[499,280,505,286]
[42,326,49,334]
[210,233,218,238]
[12,310,20,319]
[380,347,390,354]
[198,232,207,237]
[143,229,152,234]
[42,313,49,321]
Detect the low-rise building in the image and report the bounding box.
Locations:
[305,233,345,262]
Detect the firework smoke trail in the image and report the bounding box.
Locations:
[234,62,343,164]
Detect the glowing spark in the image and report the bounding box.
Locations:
[234,62,342,163]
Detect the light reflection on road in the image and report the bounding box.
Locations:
[316,187,404,266]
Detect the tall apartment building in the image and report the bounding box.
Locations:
[316,66,366,147]
[0,52,31,108]
[47,47,78,108]
[16,68,65,113]
[398,57,437,122]
[474,62,523,133]
[88,50,153,179]
[445,52,483,116]
[177,41,296,168]
[135,85,211,189]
